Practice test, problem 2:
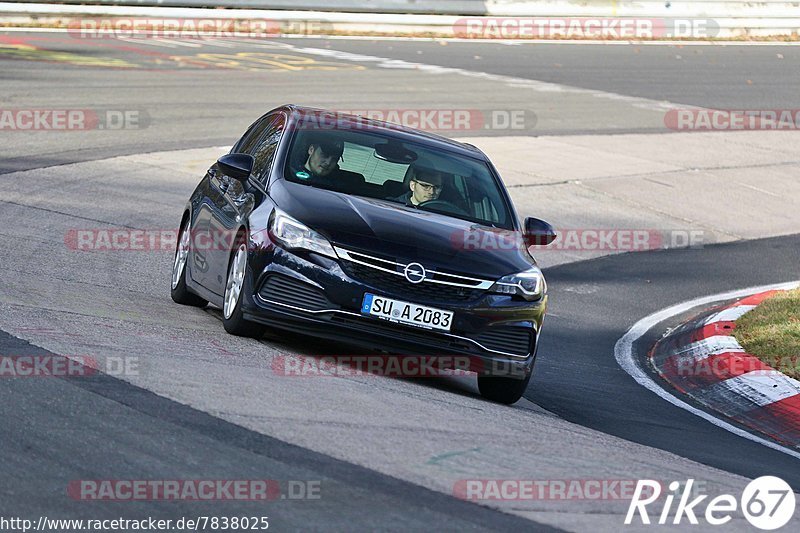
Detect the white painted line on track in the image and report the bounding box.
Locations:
[153,37,202,48]
[614,280,800,460]
[201,38,237,48]
[117,36,177,48]
[261,41,700,114]
[225,39,296,49]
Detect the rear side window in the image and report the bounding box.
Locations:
[338,143,408,184]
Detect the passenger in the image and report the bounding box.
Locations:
[293,137,345,187]
[390,168,444,207]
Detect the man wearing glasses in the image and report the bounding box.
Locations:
[390,168,444,207]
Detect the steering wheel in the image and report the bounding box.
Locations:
[418,199,470,217]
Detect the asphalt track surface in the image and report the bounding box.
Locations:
[3,33,800,172]
[1,31,800,530]
[278,38,800,109]
[535,234,800,487]
[0,330,549,531]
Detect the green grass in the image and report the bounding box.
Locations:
[733,288,800,379]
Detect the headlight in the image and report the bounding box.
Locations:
[269,209,336,258]
[490,266,546,301]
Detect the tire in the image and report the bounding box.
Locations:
[171,216,208,307]
[477,373,532,405]
[222,235,265,338]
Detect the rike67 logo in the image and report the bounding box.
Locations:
[626,477,796,530]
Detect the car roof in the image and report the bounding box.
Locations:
[278,104,489,161]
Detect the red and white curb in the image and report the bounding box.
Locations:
[615,281,800,460]
[651,290,800,448]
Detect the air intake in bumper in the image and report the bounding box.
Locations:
[471,327,532,357]
[259,274,332,311]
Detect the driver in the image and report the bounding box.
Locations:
[390,168,443,207]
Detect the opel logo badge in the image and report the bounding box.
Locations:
[404,262,426,284]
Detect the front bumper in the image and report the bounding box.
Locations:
[242,244,547,377]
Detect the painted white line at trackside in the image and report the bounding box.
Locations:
[673,335,744,357]
[704,305,757,324]
[275,43,697,114]
[614,280,800,460]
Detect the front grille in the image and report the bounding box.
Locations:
[331,314,531,357]
[259,274,332,311]
[343,262,485,302]
[334,247,490,303]
[472,327,532,356]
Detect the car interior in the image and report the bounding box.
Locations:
[285,129,510,228]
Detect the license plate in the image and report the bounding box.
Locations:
[361,293,453,332]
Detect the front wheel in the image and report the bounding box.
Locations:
[222,239,265,338]
[171,217,208,307]
[477,373,532,405]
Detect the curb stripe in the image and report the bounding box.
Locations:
[704,305,756,324]
[722,371,800,406]
[660,352,771,391]
[614,280,800,460]
[669,335,744,358]
[697,373,800,416]
[761,396,800,442]
[734,290,783,307]
[651,324,739,355]
[651,287,800,448]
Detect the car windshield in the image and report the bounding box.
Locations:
[283,125,515,229]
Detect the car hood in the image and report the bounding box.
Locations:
[271,180,535,278]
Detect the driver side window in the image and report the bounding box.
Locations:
[251,117,285,185]
[232,116,269,155]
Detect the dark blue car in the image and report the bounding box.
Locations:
[171,105,555,404]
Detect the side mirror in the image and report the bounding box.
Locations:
[524,217,557,246]
[217,153,254,182]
